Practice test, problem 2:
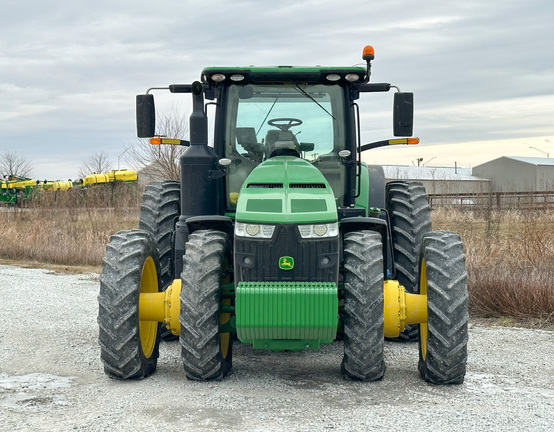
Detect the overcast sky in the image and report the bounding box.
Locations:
[1,0,553,179]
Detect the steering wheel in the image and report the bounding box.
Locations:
[267,118,302,131]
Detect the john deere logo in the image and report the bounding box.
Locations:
[279,256,294,270]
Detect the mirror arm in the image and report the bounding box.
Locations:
[360,138,419,153]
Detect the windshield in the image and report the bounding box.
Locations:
[223,83,347,208]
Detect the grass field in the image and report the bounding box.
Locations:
[0,185,140,268]
[1,188,553,328]
[432,207,554,328]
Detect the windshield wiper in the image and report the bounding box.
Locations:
[294,85,335,120]
[256,96,279,136]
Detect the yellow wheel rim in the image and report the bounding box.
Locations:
[139,256,158,358]
[419,258,428,360]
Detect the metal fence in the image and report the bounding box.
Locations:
[428,191,554,211]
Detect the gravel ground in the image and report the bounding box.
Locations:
[0,264,553,431]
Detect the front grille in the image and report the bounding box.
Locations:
[234,224,339,283]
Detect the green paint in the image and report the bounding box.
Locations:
[235,157,338,224]
[203,65,366,76]
[236,281,338,351]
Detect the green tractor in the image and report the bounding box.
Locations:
[98,46,468,384]
[0,175,39,206]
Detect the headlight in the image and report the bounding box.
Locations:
[298,223,339,239]
[235,222,275,238]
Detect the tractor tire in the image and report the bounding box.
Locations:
[139,180,180,341]
[418,230,468,385]
[179,230,233,380]
[139,180,181,290]
[341,231,385,381]
[386,181,431,342]
[98,229,162,379]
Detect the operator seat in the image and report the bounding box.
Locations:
[265,130,300,158]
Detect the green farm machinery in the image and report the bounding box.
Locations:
[98,45,468,384]
[0,176,42,205]
[0,170,138,206]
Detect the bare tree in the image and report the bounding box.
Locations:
[126,106,188,181]
[78,152,112,178]
[0,150,33,178]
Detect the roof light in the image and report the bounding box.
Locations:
[345,73,360,82]
[326,73,341,82]
[362,45,375,61]
[230,74,245,82]
[211,73,226,83]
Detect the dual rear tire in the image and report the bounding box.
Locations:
[98,230,161,379]
[342,231,385,381]
[341,229,468,385]
[98,228,233,381]
[387,181,432,342]
[179,230,233,380]
[418,231,468,384]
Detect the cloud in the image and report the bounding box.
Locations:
[0,0,553,180]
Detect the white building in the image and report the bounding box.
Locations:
[382,165,490,195]
[472,156,554,192]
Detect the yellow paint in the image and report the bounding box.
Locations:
[107,170,138,182]
[383,280,403,338]
[164,279,181,335]
[389,138,409,145]
[82,173,110,186]
[82,170,137,186]
[139,279,181,335]
[138,256,159,358]
[150,138,182,145]
[383,280,427,338]
[138,292,166,322]
[419,259,428,359]
[1,179,37,189]
[405,292,427,324]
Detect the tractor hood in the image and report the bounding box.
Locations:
[235,157,338,224]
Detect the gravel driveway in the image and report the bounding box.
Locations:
[0,264,553,431]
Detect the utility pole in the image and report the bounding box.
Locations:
[118,147,131,170]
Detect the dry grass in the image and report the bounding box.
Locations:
[0,184,140,270]
[432,207,554,328]
[1,188,553,327]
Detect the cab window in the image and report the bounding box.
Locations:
[223,84,347,208]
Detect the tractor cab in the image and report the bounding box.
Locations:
[215,81,351,209]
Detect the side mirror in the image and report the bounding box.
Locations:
[136,94,156,138]
[393,92,413,137]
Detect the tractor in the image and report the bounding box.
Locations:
[98,45,468,384]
